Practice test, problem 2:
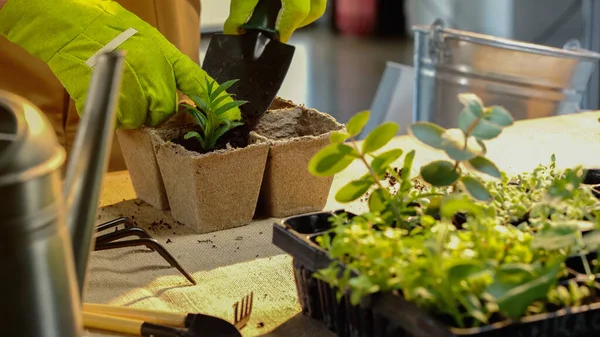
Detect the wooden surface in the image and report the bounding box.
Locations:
[88,111,600,337]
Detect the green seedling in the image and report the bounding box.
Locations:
[306,93,600,329]
[180,77,247,151]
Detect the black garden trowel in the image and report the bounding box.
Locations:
[201,0,295,131]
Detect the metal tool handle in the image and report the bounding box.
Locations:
[240,0,282,40]
[63,50,125,297]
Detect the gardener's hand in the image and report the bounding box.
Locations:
[0,0,241,129]
[224,0,327,43]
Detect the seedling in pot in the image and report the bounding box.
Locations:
[301,92,600,331]
[180,77,247,152]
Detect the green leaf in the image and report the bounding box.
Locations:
[495,264,536,284]
[459,176,493,202]
[440,194,483,219]
[531,221,580,250]
[440,128,485,161]
[583,230,600,251]
[458,107,502,140]
[457,108,476,135]
[420,160,460,187]
[371,149,404,175]
[400,150,415,192]
[204,77,215,97]
[214,100,247,116]
[457,103,513,141]
[487,261,561,319]
[210,93,232,110]
[211,121,244,147]
[346,110,370,136]
[308,143,359,177]
[362,122,399,153]
[574,220,595,231]
[466,156,501,179]
[407,122,446,149]
[447,261,487,285]
[184,131,202,140]
[335,175,375,203]
[330,131,350,144]
[369,188,391,212]
[458,93,484,117]
[186,108,207,130]
[471,119,504,140]
[459,294,488,324]
[210,79,239,101]
[190,94,209,112]
[486,106,514,127]
[184,131,206,148]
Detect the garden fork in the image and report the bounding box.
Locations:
[84,292,254,337]
[233,292,254,330]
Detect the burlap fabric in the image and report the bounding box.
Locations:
[84,111,600,336]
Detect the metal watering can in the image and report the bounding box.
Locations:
[0,51,125,337]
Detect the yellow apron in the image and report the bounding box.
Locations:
[0,0,202,171]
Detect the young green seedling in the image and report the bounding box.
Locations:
[180,77,247,151]
[407,93,514,202]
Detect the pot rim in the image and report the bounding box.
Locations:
[151,125,268,159]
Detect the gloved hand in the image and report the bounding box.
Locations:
[224,0,327,43]
[0,0,241,129]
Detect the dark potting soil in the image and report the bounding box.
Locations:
[172,125,250,154]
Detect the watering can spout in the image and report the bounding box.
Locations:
[63,51,125,294]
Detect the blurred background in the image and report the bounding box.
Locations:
[198,0,595,126]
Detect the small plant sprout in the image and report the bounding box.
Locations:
[180,77,247,151]
[408,93,514,201]
[308,93,514,228]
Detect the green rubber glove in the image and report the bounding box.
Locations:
[224,0,327,43]
[0,0,241,129]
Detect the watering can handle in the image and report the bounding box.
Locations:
[63,51,125,297]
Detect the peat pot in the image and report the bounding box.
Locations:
[116,111,186,210]
[252,98,345,218]
[151,126,269,233]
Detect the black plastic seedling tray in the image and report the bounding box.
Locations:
[272,168,600,337]
[273,210,600,337]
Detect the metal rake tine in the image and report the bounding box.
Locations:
[245,292,253,317]
[233,292,253,329]
[96,217,134,232]
[94,238,196,285]
[233,301,239,323]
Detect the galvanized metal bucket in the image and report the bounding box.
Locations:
[412,19,600,128]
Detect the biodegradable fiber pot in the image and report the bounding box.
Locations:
[116,112,186,211]
[152,126,270,233]
[252,98,345,218]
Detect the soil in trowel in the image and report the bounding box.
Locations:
[172,125,250,154]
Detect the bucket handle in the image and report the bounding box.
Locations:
[429,19,448,64]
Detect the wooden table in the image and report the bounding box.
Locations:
[86,111,600,337]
